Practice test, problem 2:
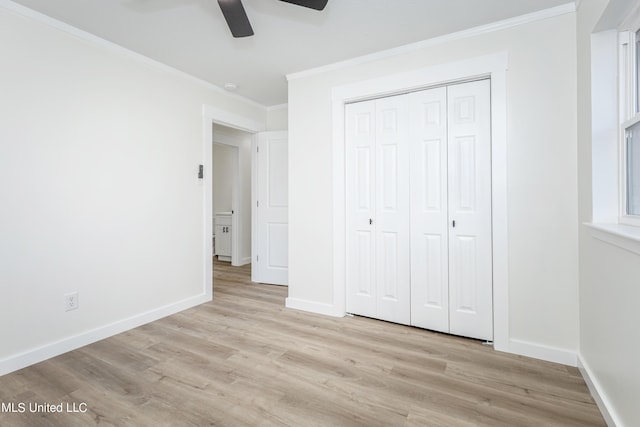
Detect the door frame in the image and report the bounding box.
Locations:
[331,52,509,352]
[202,105,264,300]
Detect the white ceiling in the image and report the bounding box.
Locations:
[10,0,572,106]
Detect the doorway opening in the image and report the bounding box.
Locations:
[202,105,263,300]
[202,106,290,300]
[212,124,253,268]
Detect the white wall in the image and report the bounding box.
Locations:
[578,1,640,425]
[266,104,288,130]
[287,11,579,357]
[213,143,234,214]
[0,5,265,374]
[212,124,253,264]
[580,237,640,427]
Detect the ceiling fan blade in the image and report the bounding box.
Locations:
[279,0,328,11]
[217,0,254,38]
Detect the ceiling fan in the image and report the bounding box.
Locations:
[217,0,328,38]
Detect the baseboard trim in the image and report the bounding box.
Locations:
[237,256,252,266]
[507,338,578,366]
[578,355,622,427]
[285,297,344,318]
[0,293,210,377]
[283,301,580,367]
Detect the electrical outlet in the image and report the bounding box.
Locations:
[64,292,79,312]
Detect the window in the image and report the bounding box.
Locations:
[627,120,640,215]
[588,1,640,252]
[635,29,640,112]
[620,20,640,226]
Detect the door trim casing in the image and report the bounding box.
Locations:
[331,52,509,352]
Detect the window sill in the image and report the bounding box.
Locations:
[585,222,640,255]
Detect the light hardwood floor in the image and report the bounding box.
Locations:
[0,259,605,426]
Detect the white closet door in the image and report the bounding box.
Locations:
[346,100,377,318]
[408,87,450,332]
[346,95,411,325]
[346,80,492,340]
[375,95,410,325]
[447,80,493,341]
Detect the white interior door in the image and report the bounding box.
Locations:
[375,95,410,324]
[409,86,450,333]
[346,96,410,325]
[253,131,288,285]
[346,100,377,317]
[447,80,493,340]
[409,80,492,340]
[346,79,492,341]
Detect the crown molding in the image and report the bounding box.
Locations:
[0,0,267,111]
[287,2,576,81]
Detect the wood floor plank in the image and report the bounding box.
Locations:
[0,259,606,426]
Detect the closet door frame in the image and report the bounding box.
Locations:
[332,53,509,352]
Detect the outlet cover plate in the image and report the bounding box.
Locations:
[64,292,79,312]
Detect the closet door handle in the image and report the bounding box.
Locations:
[452,220,456,228]
[369,218,373,225]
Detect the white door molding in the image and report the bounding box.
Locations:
[331,52,509,351]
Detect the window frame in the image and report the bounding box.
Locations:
[619,12,640,227]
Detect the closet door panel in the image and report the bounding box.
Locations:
[346,100,377,318]
[375,95,411,325]
[447,80,493,341]
[346,79,493,342]
[409,87,450,332]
